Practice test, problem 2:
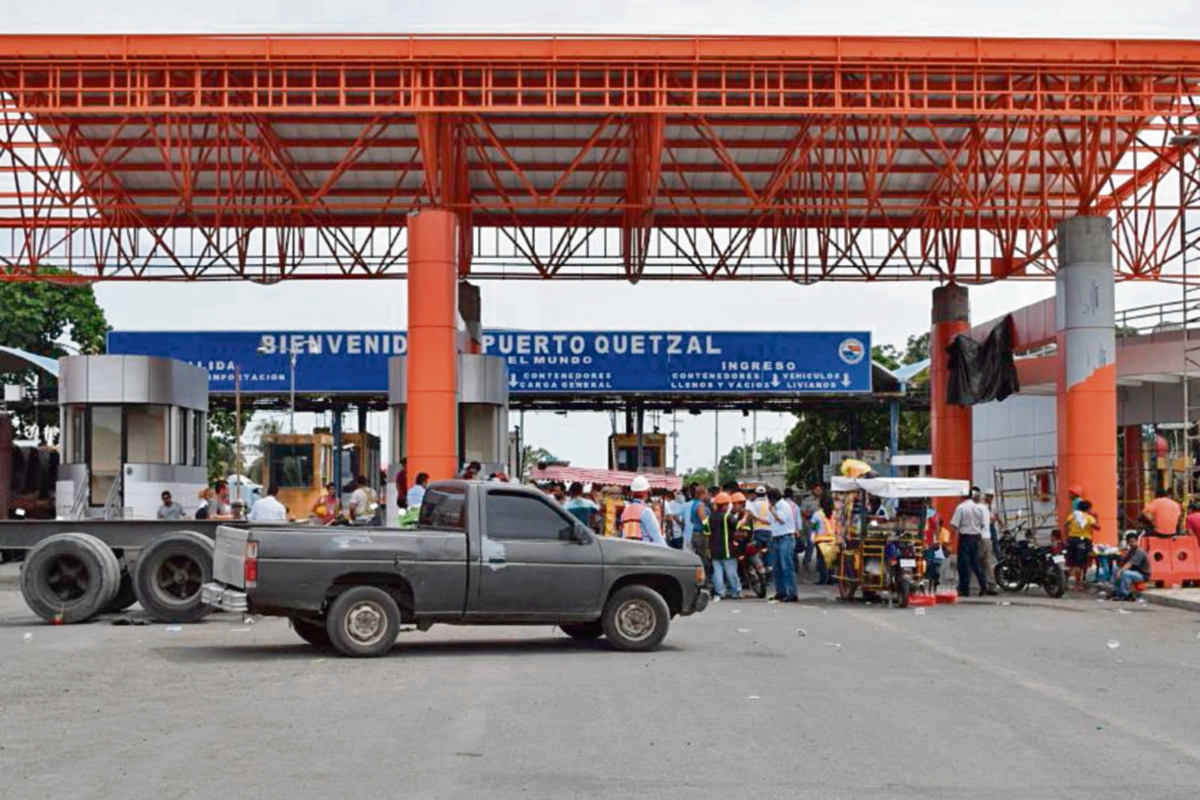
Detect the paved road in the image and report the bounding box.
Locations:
[1,584,1198,800]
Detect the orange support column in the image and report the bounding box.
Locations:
[931,284,973,526]
[406,209,460,482]
[1056,217,1117,546]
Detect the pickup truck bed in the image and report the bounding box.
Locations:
[203,480,708,656]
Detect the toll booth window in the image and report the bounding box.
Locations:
[616,447,661,470]
[486,491,575,541]
[419,486,467,531]
[270,444,314,488]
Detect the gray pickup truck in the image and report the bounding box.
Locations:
[201,480,709,657]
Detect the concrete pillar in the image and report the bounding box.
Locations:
[931,283,973,526]
[1056,216,1117,546]
[331,408,343,492]
[406,209,460,482]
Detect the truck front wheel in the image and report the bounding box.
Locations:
[326,587,400,658]
[602,585,670,652]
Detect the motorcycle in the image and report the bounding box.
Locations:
[993,530,1067,598]
[884,537,923,608]
[733,535,770,599]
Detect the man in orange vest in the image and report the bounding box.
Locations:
[620,475,667,546]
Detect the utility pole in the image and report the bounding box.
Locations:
[713,410,720,487]
[752,410,758,479]
[670,411,679,474]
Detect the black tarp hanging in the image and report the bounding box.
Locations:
[945,315,1020,406]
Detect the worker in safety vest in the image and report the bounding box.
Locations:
[809,501,837,585]
[620,476,667,546]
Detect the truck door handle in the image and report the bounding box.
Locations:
[488,555,506,563]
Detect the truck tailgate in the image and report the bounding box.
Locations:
[212,525,251,588]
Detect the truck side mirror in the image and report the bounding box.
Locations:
[571,524,591,544]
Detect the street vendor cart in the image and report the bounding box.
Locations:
[830,476,969,608]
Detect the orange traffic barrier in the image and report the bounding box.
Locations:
[1143,535,1200,589]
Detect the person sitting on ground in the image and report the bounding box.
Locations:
[1112,532,1152,601]
[1065,499,1100,591]
[157,490,184,521]
[248,484,289,522]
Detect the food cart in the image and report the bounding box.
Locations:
[830,476,969,608]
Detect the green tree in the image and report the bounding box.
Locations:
[681,467,715,489]
[783,331,931,486]
[0,269,109,438]
[207,408,254,484]
[718,437,787,479]
[520,445,558,479]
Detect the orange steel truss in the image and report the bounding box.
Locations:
[1,34,1200,283]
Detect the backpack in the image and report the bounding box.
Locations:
[195,505,209,520]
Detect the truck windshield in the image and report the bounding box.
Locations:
[419,486,466,531]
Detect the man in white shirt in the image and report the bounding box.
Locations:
[348,475,375,525]
[406,471,429,510]
[769,488,799,601]
[247,485,288,522]
[949,486,997,597]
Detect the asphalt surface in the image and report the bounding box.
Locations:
[1,577,1199,800]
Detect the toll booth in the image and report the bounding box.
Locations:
[387,354,509,522]
[57,356,208,520]
[260,432,335,520]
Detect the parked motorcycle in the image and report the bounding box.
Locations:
[734,535,770,599]
[993,530,1066,598]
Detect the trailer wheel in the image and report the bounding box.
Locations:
[20,533,120,623]
[104,570,139,614]
[133,531,214,623]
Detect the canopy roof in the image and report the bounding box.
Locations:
[531,466,682,492]
[831,476,969,498]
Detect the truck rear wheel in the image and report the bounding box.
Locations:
[290,615,331,648]
[560,621,604,641]
[133,531,214,624]
[21,533,120,623]
[601,585,670,652]
[326,586,400,658]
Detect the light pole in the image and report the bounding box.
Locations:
[740,427,748,475]
[258,342,302,434]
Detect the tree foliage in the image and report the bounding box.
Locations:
[207,408,254,484]
[783,331,931,486]
[0,270,109,438]
[718,437,786,479]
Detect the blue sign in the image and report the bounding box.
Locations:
[106,330,873,395]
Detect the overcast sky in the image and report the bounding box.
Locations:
[7,1,1196,473]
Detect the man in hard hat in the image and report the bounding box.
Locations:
[707,492,741,600]
[620,475,667,546]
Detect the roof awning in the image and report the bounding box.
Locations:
[0,347,60,379]
[832,476,969,498]
[531,466,682,492]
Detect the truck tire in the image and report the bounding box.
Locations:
[559,621,604,641]
[601,585,671,652]
[20,533,120,623]
[104,570,139,614]
[326,586,400,658]
[133,531,214,624]
[290,615,331,648]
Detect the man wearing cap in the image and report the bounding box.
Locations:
[949,486,998,597]
[707,492,741,600]
[619,475,667,546]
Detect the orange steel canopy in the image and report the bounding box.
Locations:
[1,34,1199,283]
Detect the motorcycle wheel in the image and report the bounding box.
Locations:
[894,576,911,609]
[1042,565,1067,598]
[752,571,768,599]
[837,556,859,602]
[994,560,1026,593]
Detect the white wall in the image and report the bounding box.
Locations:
[972,395,1057,489]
